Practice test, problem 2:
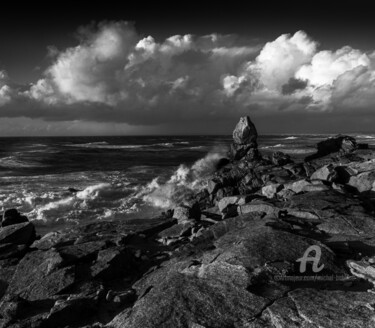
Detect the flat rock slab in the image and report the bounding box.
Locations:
[109,270,267,328]
[7,250,75,301]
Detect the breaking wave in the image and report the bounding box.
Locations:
[136,149,227,208]
[284,136,298,140]
[67,141,191,150]
[260,144,285,149]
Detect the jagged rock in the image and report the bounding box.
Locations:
[173,204,201,223]
[1,209,29,227]
[284,179,312,194]
[31,231,75,250]
[271,151,292,166]
[0,243,28,260]
[215,187,237,200]
[261,183,282,199]
[306,135,357,161]
[215,158,230,170]
[286,190,375,236]
[90,247,136,280]
[310,164,338,181]
[0,222,36,245]
[348,171,375,192]
[158,222,194,239]
[232,116,258,145]
[217,196,250,213]
[346,259,375,287]
[58,240,107,264]
[43,296,97,328]
[237,202,278,216]
[6,250,75,301]
[255,289,375,328]
[109,268,267,328]
[0,294,29,322]
[207,179,222,195]
[230,143,258,161]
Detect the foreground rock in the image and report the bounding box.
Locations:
[2,117,375,327]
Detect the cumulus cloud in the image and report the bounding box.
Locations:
[1,23,375,129]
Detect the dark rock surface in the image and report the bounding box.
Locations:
[1,209,29,227]
[2,117,375,327]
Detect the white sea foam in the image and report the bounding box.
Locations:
[284,136,298,140]
[260,144,285,149]
[0,156,41,168]
[139,149,227,208]
[67,141,191,149]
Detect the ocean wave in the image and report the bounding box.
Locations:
[284,136,298,140]
[356,135,375,139]
[137,148,228,208]
[66,142,192,150]
[260,144,285,149]
[0,156,42,169]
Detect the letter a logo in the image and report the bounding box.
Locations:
[296,245,324,273]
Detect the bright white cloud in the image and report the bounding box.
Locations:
[0,24,375,126]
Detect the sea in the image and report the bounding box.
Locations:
[1,134,375,234]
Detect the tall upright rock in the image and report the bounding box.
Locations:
[230,116,260,161]
[232,116,258,145]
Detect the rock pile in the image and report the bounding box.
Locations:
[2,116,375,327]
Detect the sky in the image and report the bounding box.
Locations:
[1,1,375,136]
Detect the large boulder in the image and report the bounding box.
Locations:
[232,116,258,145]
[306,135,357,161]
[0,222,36,245]
[1,209,28,227]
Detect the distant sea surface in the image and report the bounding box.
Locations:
[1,134,375,233]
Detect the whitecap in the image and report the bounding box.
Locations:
[284,136,298,140]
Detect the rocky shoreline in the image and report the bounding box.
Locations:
[2,116,375,327]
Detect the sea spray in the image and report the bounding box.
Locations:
[139,148,228,208]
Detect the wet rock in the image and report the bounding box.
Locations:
[1,209,29,227]
[0,222,36,245]
[232,116,258,145]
